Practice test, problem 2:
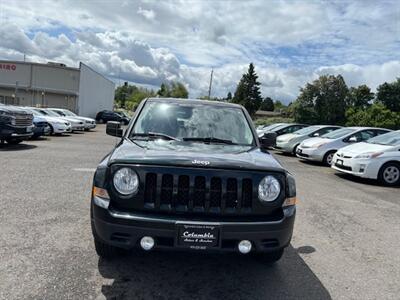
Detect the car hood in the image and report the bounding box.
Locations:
[0,106,31,115]
[301,137,331,147]
[108,138,286,173]
[33,116,47,122]
[40,116,67,123]
[62,117,83,124]
[276,133,297,143]
[77,116,95,122]
[337,142,393,156]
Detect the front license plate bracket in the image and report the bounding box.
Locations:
[176,223,220,250]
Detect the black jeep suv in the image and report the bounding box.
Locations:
[91,98,296,262]
[0,105,34,144]
[95,110,130,125]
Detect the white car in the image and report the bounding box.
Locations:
[48,108,96,131]
[34,108,85,131]
[256,123,287,136]
[296,127,391,166]
[24,107,72,134]
[332,130,400,186]
[275,125,342,155]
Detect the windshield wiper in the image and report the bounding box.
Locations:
[183,137,237,145]
[131,132,181,141]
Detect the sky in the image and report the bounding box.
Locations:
[0,0,399,103]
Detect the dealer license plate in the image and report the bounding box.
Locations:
[177,224,219,250]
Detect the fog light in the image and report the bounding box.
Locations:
[238,240,252,254]
[359,164,366,173]
[140,236,155,251]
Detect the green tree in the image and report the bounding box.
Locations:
[260,97,274,111]
[346,85,374,108]
[376,78,400,112]
[226,92,232,101]
[170,82,189,98]
[115,83,139,108]
[346,102,400,129]
[157,81,188,98]
[157,83,170,97]
[292,74,348,125]
[273,100,286,111]
[125,87,155,111]
[232,63,263,116]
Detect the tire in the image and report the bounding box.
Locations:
[91,220,119,259]
[323,151,336,166]
[48,124,54,135]
[378,162,400,186]
[98,118,104,124]
[292,144,300,156]
[6,139,22,145]
[253,249,284,264]
[94,236,119,259]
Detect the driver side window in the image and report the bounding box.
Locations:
[316,127,336,136]
[347,131,375,143]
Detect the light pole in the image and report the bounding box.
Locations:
[15,81,19,105]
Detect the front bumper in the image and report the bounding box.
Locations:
[296,147,324,162]
[331,156,379,179]
[85,123,96,129]
[275,141,295,153]
[91,203,296,253]
[33,125,51,136]
[0,125,34,140]
[53,123,71,134]
[71,124,85,131]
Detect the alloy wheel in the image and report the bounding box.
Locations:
[383,166,400,184]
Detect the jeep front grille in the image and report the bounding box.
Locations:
[15,114,33,127]
[143,172,253,214]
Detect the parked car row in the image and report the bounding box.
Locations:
[258,122,400,186]
[0,104,97,145]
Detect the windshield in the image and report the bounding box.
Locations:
[25,109,41,116]
[294,126,319,135]
[44,110,62,117]
[366,131,400,146]
[61,110,76,117]
[270,123,290,132]
[322,128,356,139]
[131,101,254,146]
[260,123,285,131]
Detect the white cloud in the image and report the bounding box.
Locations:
[137,7,156,21]
[0,0,399,102]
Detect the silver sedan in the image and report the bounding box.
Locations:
[275,125,342,155]
[296,127,391,165]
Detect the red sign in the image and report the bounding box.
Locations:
[0,64,16,71]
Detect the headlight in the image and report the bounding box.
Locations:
[113,167,139,195]
[315,142,327,148]
[258,176,281,202]
[354,152,383,159]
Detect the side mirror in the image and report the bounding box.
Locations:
[106,121,123,137]
[348,136,358,143]
[259,132,277,149]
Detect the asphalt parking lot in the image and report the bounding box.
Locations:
[1,126,399,300]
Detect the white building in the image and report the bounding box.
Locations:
[0,60,115,118]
